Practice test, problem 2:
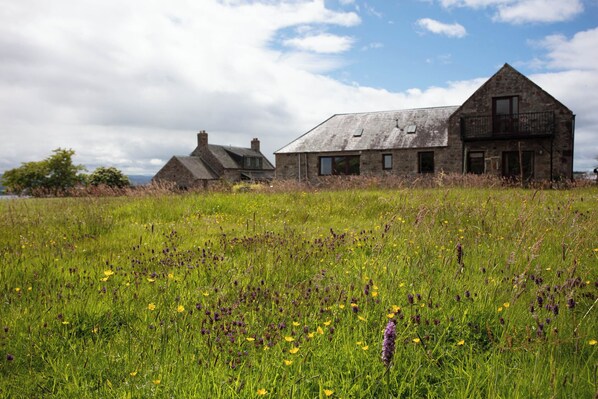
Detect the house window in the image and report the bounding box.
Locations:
[418,152,434,174]
[502,151,534,180]
[244,156,262,169]
[382,154,393,170]
[467,152,485,174]
[319,156,360,176]
[493,96,519,134]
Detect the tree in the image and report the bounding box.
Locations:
[88,167,130,188]
[0,148,85,195]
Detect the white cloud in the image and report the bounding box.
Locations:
[416,18,467,38]
[283,34,355,53]
[0,0,595,176]
[439,0,584,24]
[495,0,583,24]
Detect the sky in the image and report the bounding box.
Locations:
[1,0,597,175]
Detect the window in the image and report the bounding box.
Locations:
[502,151,534,180]
[382,154,393,170]
[493,96,519,134]
[244,156,262,169]
[418,152,434,174]
[467,152,485,174]
[319,156,360,176]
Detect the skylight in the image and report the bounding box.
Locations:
[406,125,417,134]
[353,128,364,137]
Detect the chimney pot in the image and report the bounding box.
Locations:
[198,130,208,148]
[251,137,260,152]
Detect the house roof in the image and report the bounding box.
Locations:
[208,145,275,170]
[174,156,218,180]
[275,106,459,154]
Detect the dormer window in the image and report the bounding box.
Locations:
[244,156,262,169]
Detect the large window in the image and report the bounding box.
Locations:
[382,154,393,170]
[502,151,534,180]
[467,152,485,174]
[319,156,360,176]
[418,152,434,174]
[493,96,519,134]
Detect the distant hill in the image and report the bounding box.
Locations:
[128,175,153,186]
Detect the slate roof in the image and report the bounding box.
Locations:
[208,145,275,170]
[174,156,218,180]
[275,106,459,154]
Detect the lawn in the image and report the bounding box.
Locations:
[0,186,596,398]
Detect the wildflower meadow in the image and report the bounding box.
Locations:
[0,186,596,398]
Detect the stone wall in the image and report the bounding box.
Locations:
[449,64,575,180]
[153,157,207,189]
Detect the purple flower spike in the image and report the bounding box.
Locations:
[381,320,396,368]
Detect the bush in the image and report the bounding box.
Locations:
[88,167,130,188]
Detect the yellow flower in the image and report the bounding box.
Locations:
[153,379,161,385]
[308,332,315,338]
[391,305,401,313]
[100,277,109,282]
[147,278,155,283]
[202,291,209,296]
[361,345,369,351]
[356,341,363,346]
[503,302,510,308]
[15,287,21,292]
[317,326,324,335]
[246,337,255,342]
[589,339,597,346]
[292,322,300,327]
[130,371,138,377]
[387,313,395,318]
[412,338,420,344]
[358,316,366,321]
[324,389,334,396]
[338,304,345,309]
[263,345,270,351]
[289,347,299,354]
[148,303,156,311]
[257,388,267,395]
[323,320,331,326]
[104,270,114,276]
[284,336,295,342]
[167,273,174,279]
[497,307,503,313]
[350,303,358,308]
[176,305,185,313]
[92,326,99,334]
[457,340,465,346]
[283,359,293,366]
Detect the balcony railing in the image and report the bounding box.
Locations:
[461,111,554,141]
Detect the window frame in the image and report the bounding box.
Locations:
[382,154,393,170]
[319,155,360,176]
[492,96,520,134]
[467,151,485,174]
[502,151,534,180]
[418,151,434,174]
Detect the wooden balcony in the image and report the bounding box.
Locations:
[460,111,554,141]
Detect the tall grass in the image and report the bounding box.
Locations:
[0,186,596,398]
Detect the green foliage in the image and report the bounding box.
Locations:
[88,167,130,188]
[0,148,85,194]
[0,187,596,398]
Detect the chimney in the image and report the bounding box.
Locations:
[251,137,260,152]
[197,130,208,148]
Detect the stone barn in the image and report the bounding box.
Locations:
[275,64,574,182]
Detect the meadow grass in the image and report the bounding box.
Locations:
[0,186,596,398]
